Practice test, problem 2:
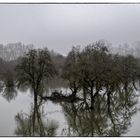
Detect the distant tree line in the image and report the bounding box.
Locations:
[0,42,66,102]
[0,40,140,109]
[62,40,140,109]
[0,41,138,136]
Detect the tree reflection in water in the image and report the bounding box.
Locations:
[60,87,139,136]
[2,79,139,136]
[14,99,59,136]
[1,78,17,102]
[2,86,17,102]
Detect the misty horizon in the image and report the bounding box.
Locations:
[0,4,140,55]
[0,3,140,137]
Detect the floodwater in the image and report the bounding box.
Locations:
[0,87,140,136]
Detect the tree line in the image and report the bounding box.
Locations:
[62,40,140,109]
[0,40,140,109]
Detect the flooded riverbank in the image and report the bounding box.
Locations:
[0,88,140,136]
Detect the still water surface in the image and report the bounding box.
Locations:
[0,88,140,136]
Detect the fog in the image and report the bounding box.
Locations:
[0,4,140,55]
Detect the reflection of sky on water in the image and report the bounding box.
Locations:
[0,89,66,136]
[0,88,140,136]
[123,90,140,136]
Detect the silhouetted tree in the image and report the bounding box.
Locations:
[77,41,110,108]
[15,48,56,102]
[62,46,81,98]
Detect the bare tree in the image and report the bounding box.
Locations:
[15,48,56,102]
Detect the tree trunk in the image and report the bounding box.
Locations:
[124,82,128,92]
[90,86,94,109]
[83,87,86,101]
[73,81,77,97]
[107,91,111,112]
[72,89,77,97]
[34,92,38,103]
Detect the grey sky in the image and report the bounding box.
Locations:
[0,4,140,55]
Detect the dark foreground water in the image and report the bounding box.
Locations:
[0,88,140,136]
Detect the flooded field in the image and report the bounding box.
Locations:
[0,88,140,136]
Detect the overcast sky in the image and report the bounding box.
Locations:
[0,4,140,55]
